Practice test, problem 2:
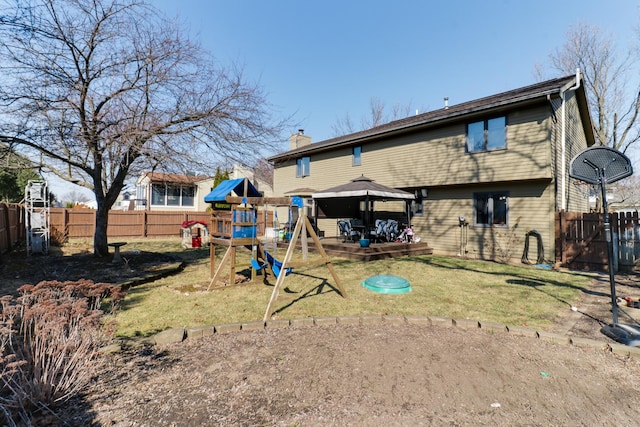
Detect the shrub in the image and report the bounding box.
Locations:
[483,217,522,263]
[0,280,124,426]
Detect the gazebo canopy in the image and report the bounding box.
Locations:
[312,175,414,200]
[312,176,414,221]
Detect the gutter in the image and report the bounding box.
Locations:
[560,69,582,211]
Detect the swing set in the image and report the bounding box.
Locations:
[206,195,347,321]
[249,206,291,278]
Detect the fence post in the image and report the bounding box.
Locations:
[3,203,11,252]
[143,211,147,237]
[63,208,69,242]
[18,204,26,240]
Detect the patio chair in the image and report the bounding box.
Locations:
[338,219,360,243]
[370,219,387,243]
[384,219,399,242]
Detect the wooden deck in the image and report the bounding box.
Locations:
[281,238,433,262]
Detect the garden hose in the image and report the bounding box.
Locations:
[522,230,544,265]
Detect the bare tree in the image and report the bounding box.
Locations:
[549,23,640,152]
[331,97,422,137]
[0,0,287,256]
[252,158,273,188]
[609,175,640,211]
[61,190,92,205]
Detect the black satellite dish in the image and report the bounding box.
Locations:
[569,146,639,346]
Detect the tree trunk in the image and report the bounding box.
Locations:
[94,205,109,257]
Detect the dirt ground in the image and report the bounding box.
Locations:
[4,247,640,426]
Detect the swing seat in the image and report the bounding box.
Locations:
[265,250,292,277]
[251,259,266,270]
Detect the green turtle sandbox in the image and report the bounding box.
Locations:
[362,275,411,294]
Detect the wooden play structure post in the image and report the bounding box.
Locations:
[207,196,291,290]
[205,194,346,320]
[207,196,347,322]
[207,205,260,290]
[263,207,347,322]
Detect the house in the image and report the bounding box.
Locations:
[230,163,274,198]
[123,165,274,212]
[268,73,595,262]
[133,172,214,211]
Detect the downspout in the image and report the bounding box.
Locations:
[560,68,581,211]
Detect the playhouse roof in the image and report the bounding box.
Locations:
[203,178,261,202]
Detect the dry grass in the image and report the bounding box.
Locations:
[104,238,593,337]
[0,280,124,426]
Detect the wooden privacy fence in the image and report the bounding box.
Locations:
[556,211,640,271]
[49,207,275,242]
[1,206,277,255]
[50,208,213,241]
[0,203,25,255]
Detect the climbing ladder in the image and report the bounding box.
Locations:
[25,180,50,256]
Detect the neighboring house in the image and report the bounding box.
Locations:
[268,73,595,262]
[133,172,214,211]
[231,164,274,198]
[118,165,274,211]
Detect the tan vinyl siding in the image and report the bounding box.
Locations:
[420,182,554,262]
[271,91,591,261]
[548,91,592,213]
[564,91,591,212]
[273,147,357,196]
[351,105,553,188]
[275,103,554,195]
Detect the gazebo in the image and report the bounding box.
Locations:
[312,175,415,235]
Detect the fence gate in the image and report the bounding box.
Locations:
[556,211,640,271]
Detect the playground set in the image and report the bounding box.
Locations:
[205,187,347,321]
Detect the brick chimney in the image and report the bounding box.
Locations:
[289,129,311,150]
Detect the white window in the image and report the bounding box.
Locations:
[474,192,508,226]
[296,157,310,177]
[151,183,196,207]
[412,189,427,216]
[352,146,362,166]
[467,116,506,152]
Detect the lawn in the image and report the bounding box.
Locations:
[104,238,594,338]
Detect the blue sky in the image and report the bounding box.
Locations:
[155,0,639,148]
[50,0,640,199]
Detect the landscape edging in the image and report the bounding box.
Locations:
[144,315,640,360]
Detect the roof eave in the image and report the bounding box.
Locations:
[268,90,561,163]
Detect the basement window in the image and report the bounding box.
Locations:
[474,192,508,227]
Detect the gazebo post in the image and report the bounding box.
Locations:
[314,200,318,235]
[365,195,370,234]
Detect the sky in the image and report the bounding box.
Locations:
[49,0,640,199]
[152,0,640,144]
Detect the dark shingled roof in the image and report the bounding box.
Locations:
[144,172,211,184]
[269,75,593,162]
[312,175,414,200]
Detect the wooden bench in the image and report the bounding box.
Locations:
[108,242,127,263]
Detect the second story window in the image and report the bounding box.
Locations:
[352,146,362,166]
[467,116,506,153]
[296,156,310,177]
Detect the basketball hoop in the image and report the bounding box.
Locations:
[570,146,639,346]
